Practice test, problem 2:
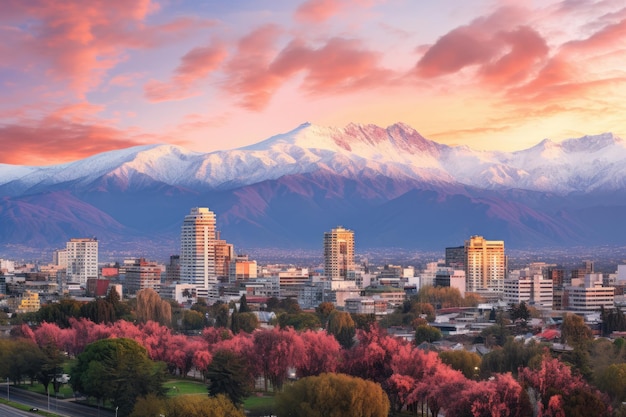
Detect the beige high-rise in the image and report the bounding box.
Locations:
[324,226,355,280]
[465,235,506,292]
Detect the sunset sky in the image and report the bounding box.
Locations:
[1,0,625,165]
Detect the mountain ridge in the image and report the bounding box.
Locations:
[1,122,626,255]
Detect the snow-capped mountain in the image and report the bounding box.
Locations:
[1,122,626,254]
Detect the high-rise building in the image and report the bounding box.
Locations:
[445,246,465,269]
[464,235,506,292]
[324,226,355,280]
[180,207,218,299]
[66,238,98,285]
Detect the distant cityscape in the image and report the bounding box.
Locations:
[2,206,626,323]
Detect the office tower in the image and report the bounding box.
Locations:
[66,238,98,285]
[445,246,465,269]
[180,207,218,299]
[464,235,506,292]
[324,226,355,280]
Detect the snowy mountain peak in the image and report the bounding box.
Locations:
[560,132,622,153]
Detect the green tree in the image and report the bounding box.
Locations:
[182,309,206,332]
[232,312,259,333]
[414,324,442,345]
[71,338,167,417]
[509,301,531,326]
[207,350,252,406]
[275,373,390,417]
[327,310,356,349]
[131,394,245,417]
[315,301,335,328]
[439,350,481,379]
[212,302,230,328]
[596,363,626,406]
[277,312,321,331]
[238,294,251,313]
[136,288,172,326]
[351,313,377,330]
[561,313,593,348]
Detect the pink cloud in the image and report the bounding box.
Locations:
[222,25,391,110]
[0,117,150,165]
[144,42,227,102]
[0,1,215,98]
[222,25,285,110]
[294,0,377,23]
[416,7,547,84]
[295,0,342,23]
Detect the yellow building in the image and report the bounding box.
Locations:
[16,290,41,314]
[465,235,506,292]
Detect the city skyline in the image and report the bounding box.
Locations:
[2,0,626,166]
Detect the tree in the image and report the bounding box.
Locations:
[136,288,172,326]
[212,302,230,328]
[595,363,626,406]
[351,313,377,330]
[251,327,304,391]
[231,311,258,333]
[509,302,531,326]
[275,373,390,417]
[131,394,245,417]
[182,310,205,332]
[315,302,335,328]
[206,350,252,405]
[439,350,481,379]
[71,338,167,417]
[238,294,251,313]
[414,325,442,345]
[518,354,608,416]
[561,313,592,348]
[277,312,321,331]
[327,310,356,349]
[296,330,341,377]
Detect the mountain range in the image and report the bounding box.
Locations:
[2,122,626,257]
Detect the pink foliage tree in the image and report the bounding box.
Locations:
[251,327,304,391]
[296,330,341,377]
[341,325,407,385]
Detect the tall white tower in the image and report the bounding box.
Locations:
[180,207,218,299]
[66,238,98,285]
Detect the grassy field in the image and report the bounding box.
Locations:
[164,379,207,396]
[17,378,277,414]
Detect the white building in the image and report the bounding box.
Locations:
[180,207,218,300]
[503,273,553,310]
[565,273,614,313]
[66,238,98,285]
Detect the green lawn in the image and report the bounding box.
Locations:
[244,394,276,416]
[164,379,207,396]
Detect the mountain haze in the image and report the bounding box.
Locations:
[1,122,626,255]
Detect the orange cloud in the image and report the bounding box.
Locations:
[0,117,149,165]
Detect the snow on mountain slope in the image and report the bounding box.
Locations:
[1,123,625,195]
